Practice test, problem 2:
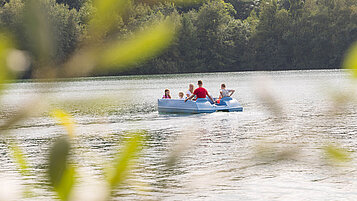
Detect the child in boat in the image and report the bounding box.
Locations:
[162,89,171,99]
[219,83,235,98]
[178,92,185,99]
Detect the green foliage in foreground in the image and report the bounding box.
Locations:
[1,0,357,77]
[48,137,74,201]
[6,107,145,200]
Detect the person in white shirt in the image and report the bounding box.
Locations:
[219,83,235,98]
[186,83,195,98]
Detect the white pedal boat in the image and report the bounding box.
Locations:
[158,97,243,114]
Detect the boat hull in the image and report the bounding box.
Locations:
[158,97,243,114]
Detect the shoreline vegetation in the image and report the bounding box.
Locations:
[1,0,357,78]
[9,68,343,83]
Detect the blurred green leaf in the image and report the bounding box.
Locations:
[107,131,145,189]
[50,109,75,138]
[9,142,29,176]
[343,42,357,78]
[55,165,76,201]
[48,137,75,201]
[99,19,176,69]
[23,185,36,199]
[65,18,177,76]
[254,142,297,162]
[89,0,130,37]
[23,0,53,67]
[323,144,351,163]
[0,99,48,132]
[0,33,13,92]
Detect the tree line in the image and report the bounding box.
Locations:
[1,0,357,77]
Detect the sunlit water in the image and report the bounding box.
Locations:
[1,70,357,200]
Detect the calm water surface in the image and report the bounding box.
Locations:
[1,70,357,200]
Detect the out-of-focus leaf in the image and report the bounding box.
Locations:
[9,142,29,176]
[107,131,145,189]
[0,98,48,133]
[325,87,354,109]
[48,137,75,201]
[6,50,31,73]
[323,144,351,163]
[23,185,36,199]
[166,130,196,167]
[49,138,70,187]
[89,0,130,37]
[50,109,75,138]
[99,19,176,69]
[0,33,13,92]
[255,77,283,118]
[64,15,178,76]
[23,0,53,67]
[55,165,76,201]
[65,19,177,76]
[343,42,357,78]
[254,142,297,162]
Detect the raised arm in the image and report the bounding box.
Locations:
[229,89,235,97]
[185,94,195,102]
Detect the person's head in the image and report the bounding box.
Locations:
[179,92,184,98]
[198,80,203,87]
[221,83,226,89]
[164,89,170,95]
[189,83,194,91]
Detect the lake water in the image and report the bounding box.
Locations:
[1,70,357,200]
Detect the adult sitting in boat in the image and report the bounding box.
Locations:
[162,89,171,99]
[185,80,214,103]
[186,83,195,98]
[219,83,235,98]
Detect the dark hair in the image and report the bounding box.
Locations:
[221,83,226,88]
[198,80,203,85]
[165,89,169,93]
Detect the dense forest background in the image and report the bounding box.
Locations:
[1,0,357,76]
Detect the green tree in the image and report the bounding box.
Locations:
[0,0,9,7]
[289,0,303,18]
[177,11,200,72]
[195,0,236,71]
[56,0,88,10]
[250,0,279,69]
[49,2,82,64]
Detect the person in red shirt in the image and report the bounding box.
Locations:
[185,80,214,103]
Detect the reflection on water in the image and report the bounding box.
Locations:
[1,70,357,200]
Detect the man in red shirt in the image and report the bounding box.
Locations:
[185,80,214,103]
